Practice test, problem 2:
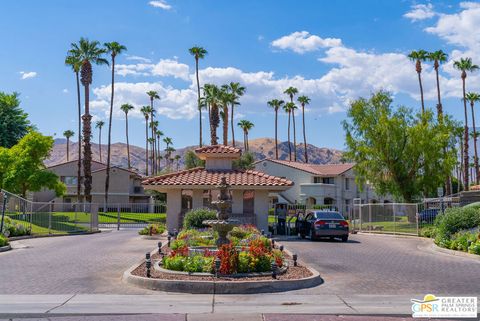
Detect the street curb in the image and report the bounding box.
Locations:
[8,230,101,241]
[0,244,11,252]
[357,231,423,239]
[122,247,323,294]
[425,240,480,261]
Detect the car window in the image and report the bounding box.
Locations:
[314,212,344,220]
[305,213,314,220]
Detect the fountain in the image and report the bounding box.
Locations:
[203,176,239,247]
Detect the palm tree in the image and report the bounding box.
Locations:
[284,87,298,161]
[466,92,480,184]
[427,50,448,120]
[165,145,175,169]
[267,99,284,160]
[156,129,164,172]
[63,130,75,162]
[454,57,479,190]
[65,53,83,202]
[103,42,127,204]
[220,86,235,145]
[95,120,105,162]
[147,91,160,173]
[203,84,221,145]
[297,95,311,163]
[227,82,245,147]
[140,106,152,175]
[120,103,134,169]
[408,50,428,114]
[68,38,108,203]
[189,46,208,147]
[150,120,159,173]
[237,120,254,152]
[175,154,181,171]
[283,102,295,161]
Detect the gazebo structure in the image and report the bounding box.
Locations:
[142,145,293,232]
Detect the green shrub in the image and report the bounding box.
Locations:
[434,207,480,245]
[1,217,30,237]
[138,224,166,236]
[468,241,480,255]
[0,235,8,247]
[420,226,437,238]
[171,239,187,250]
[162,255,185,271]
[183,209,217,229]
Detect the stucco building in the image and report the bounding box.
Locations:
[254,159,390,215]
[142,145,293,232]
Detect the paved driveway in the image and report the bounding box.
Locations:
[281,233,480,296]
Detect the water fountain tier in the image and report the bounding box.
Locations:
[203,176,239,247]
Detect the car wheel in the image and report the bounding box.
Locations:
[341,235,348,242]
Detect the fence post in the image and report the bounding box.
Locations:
[393,204,396,235]
[29,201,33,233]
[368,204,372,231]
[74,203,78,230]
[117,204,120,231]
[48,202,52,234]
[416,203,419,236]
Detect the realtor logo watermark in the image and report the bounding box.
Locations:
[411,294,477,318]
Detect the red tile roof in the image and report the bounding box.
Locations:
[142,167,293,188]
[261,159,354,176]
[194,145,241,155]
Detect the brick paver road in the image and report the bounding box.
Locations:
[281,233,480,295]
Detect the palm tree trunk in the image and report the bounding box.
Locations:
[195,58,202,147]
[292,109,297,161]
[223,106,228,145]
[105,56,116,205]
[145,119,149,176]
[246,131,249,152]
[75,72,82,203]
[125,114,131,169]
[66,138,70,162]
[157,136,161,172]
[99,129,102,162]
[231,104,235,147]
[302,104,308,163]
[243,131,247,151]
[462,77,469,190]
[460,135,464,191]
[275,109,278,160]
[287,111,292,161]
[150,101,155,174]
[434,64,443,119]
[83,84,92,203]
[417,66,425,114]
[471,101,479,184]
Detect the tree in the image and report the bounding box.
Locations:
[227,82,245,147]
[156,129,164,172]
[95,120,105,162]
[189,46,208,147]
[150,120,159,173]
[408,50,428,114]
[174,154,181,171]
[147,91,160,173]
[0,132,66,197]
[283,102,295,161]
[203,84,221,145]
[104,41,127,205]
[63,130,75,162]
[140,106,152,175]
[284,87,298,161]
[453,57,479,190]
[232,152,255,170]
[427,50,448,120]
[297,95,311,163]
[238,120,254,152]
[220,86,234,145]
[68,38,108,203]
[0,92,32,148]
[267,99,284,160]
[120,103,134,169]
[343,91,457,202]
[184,150,205,169]
[466,92,480,184]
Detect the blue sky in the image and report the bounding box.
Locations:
[0,1,479,150]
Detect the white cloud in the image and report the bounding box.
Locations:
[62,88,69,94]
[271,31,342,54]
[404,3,436,22]
[19,71,37,79]
[116,58,190,80]
[125,55,152,63]
[149,0,171,10]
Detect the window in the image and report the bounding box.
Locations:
[133,186,142,194]
[345,178,350,190]
[314,212,344,220]
[243,190,255,215]
[61,176,78,186]
[314,177,334,184]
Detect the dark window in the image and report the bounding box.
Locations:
[314,212,344,220]
[243,190,255,215]
[133,186,142,194]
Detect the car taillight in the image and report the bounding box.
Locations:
[340,220,349,227]
[315,220,326,226]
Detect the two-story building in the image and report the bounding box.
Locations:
[32,160,149,207]
[254,159,390,215]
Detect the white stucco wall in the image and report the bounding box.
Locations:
[166,190,182,231]
[254,190,269,232]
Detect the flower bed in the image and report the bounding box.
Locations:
[138,223,166,236]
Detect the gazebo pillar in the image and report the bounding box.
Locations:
[254,190,269,232]
[166,189,182,232]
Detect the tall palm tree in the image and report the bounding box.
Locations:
[408,50,428,114]
[427,50,448,120]
[267,99,284,160]
[466,92,480,184]
[140,106,152,175]
[95,120,105,162]
[220,86,235,145]
[65,53,83,202]
[147,91,160,173]
[63,130,75,162]
[156,129,164,172]
[68,38,108,203]
[284,87,298,161]
[104,42,127,204]
[227,82,245,147]
[297,95,311,163]
[174,154,181,171]
[150,120,159,173]
[120,103,134,169]
[188,46,208,147]
[238,120,254,152]
[283,102,295,161]
[454,57,479,190]
[203,84,221,145]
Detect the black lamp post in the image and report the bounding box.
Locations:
[279,245,284,252]
[145,253,151,278]
[167,235,171,247]
[215,257,221,277]
[158,241,162,255]
[292,253,298,267]
[271,261,277,279]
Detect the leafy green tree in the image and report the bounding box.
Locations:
[189,46,208,147]
[0,92,32,148]
[232,152,255,170]
[184,150,205,169]
[0,132,66,197]
[343,91,457,202]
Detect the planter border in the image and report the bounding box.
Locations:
[0,244,11,252]
[8,230,101,242]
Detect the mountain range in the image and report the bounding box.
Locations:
[46,138,344,174]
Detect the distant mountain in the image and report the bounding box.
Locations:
[46,138,344,173]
